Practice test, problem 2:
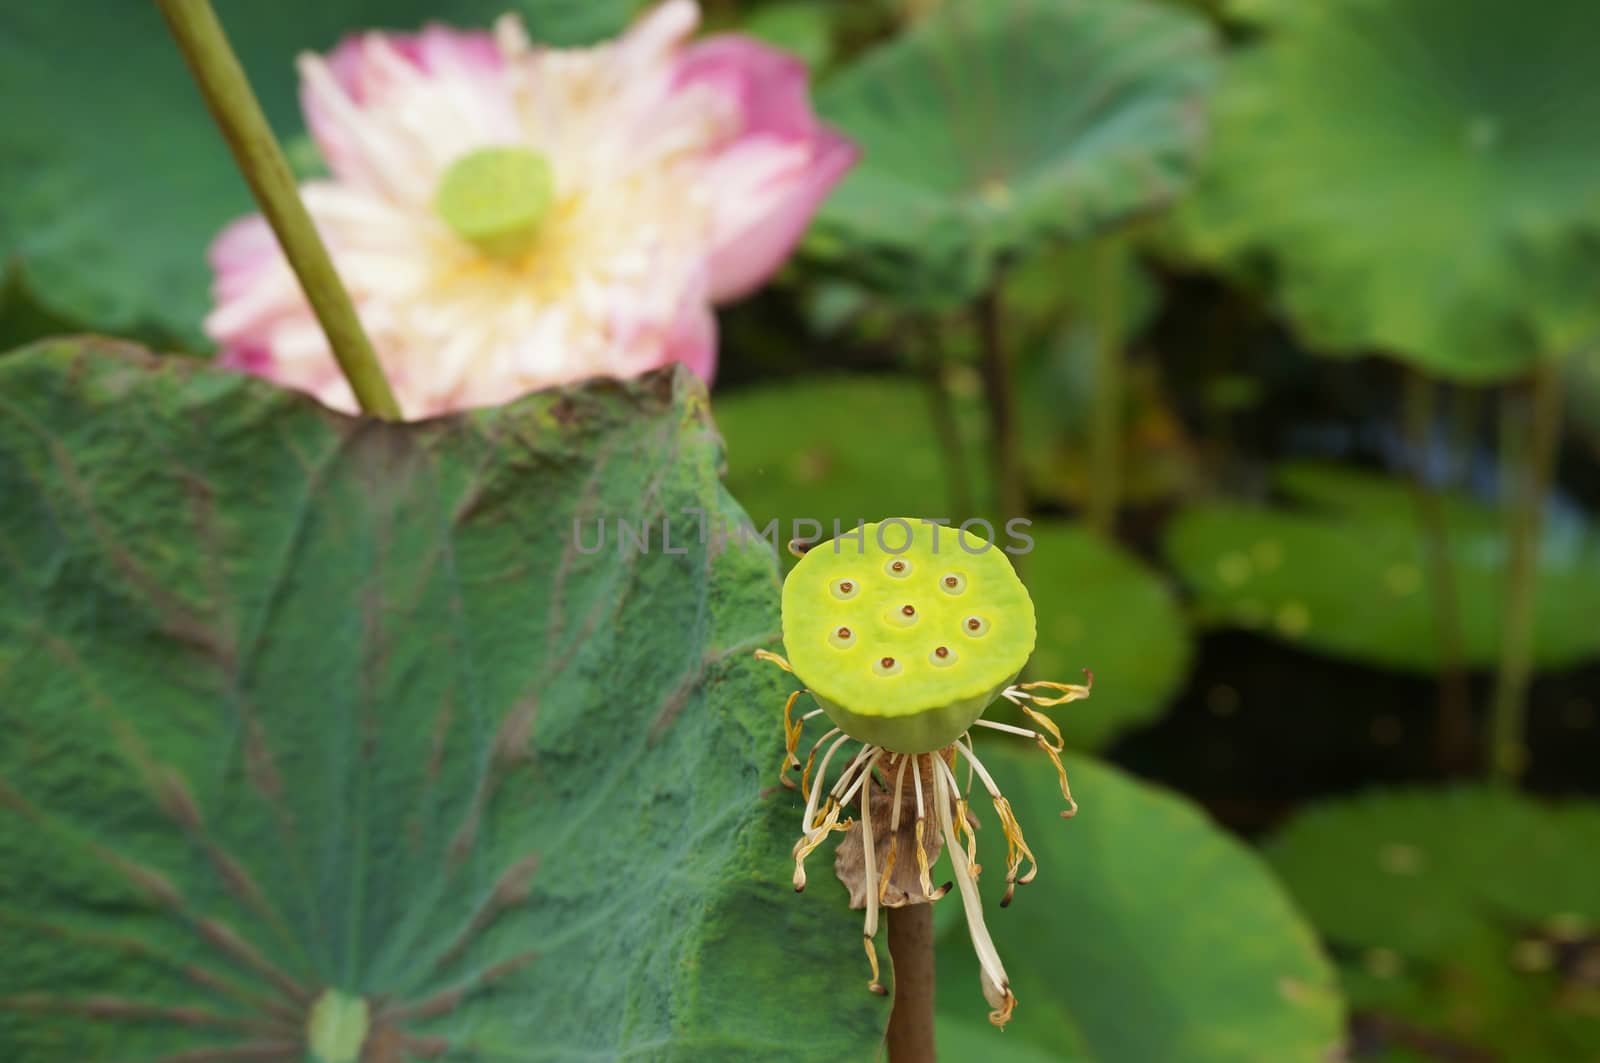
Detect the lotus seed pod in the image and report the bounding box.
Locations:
[781,520,1036,753]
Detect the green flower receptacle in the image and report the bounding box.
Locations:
[780,520,1036,755]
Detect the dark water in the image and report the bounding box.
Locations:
[1109,631,1600,839]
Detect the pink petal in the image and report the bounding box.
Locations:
[319,24,500,104]
[666,297,718,384]
[300,26,501,188]
[676,35,814,141]
[676,35,858,302]
[604,264,720,385]
[207,214,279,302]
[701,130,858,303]
[407,25,503,79]
[216,341,272,375]
[620,0,702,65]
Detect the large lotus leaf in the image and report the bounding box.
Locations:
[0,339,886,1062]
[0,0,639,347]
[810,0,1218,305]
[1268,788,1600,1061]
[1164,462,1600,672]
[1177,0,1600,380]
[934,749,1344,1060]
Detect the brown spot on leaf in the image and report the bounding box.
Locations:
[154,769,203,830]
[491,694,538,767]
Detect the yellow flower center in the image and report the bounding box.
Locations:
[434,146,555,261]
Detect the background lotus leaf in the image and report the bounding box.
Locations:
[809,0,1218,305]
[933,748,1344,1061]
[1165,462,1600,672]
[1176,0,1600,378]
[1268,787,1600,1060]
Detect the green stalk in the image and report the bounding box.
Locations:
[157,0,402,420]
[1086,238,1125,538]
[1401,369,1472,774]
[1487,360,1564,785]
[976,283,1024,526]
[913,318,975,519]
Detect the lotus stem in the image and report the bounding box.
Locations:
[1086,237,1125,538]
[885,902,937,1062]
[976,283,1024,528]
[1401,368,1472,774]
[157,0,402,420]
[1487,360,1564,785]
[913,319,975,519]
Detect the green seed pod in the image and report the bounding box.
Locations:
[781,519,1035,753]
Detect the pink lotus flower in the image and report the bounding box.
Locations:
[206,1,856,419]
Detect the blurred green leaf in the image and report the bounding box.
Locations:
[935,1016,1086,1063]
[1564,347,1600,446]
[1018,331,1199,511]
[714,374,990,544]
[0,338,886,1062]
[811,0,1218,306]
[936,749,1344,1060]
[1165,462,1600,672]
[1005,242,1161,351]
[0,0,639,347]
[738,1,835,71]
[1268,788,1600,1061]
[1023,522,1192,749]
[1177,0,1600,379]
[0,267,81,354]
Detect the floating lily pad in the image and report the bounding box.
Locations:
[0,339,885,1061]
[1178,0,1600,379]
[1268,788,1600,1061]
[935,749,1344,1059]
[1165,462,1600,672]
[0,0,639,346]
[714,375,990,551]
[811,0,1217,305]
[1023,523,1192,749]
